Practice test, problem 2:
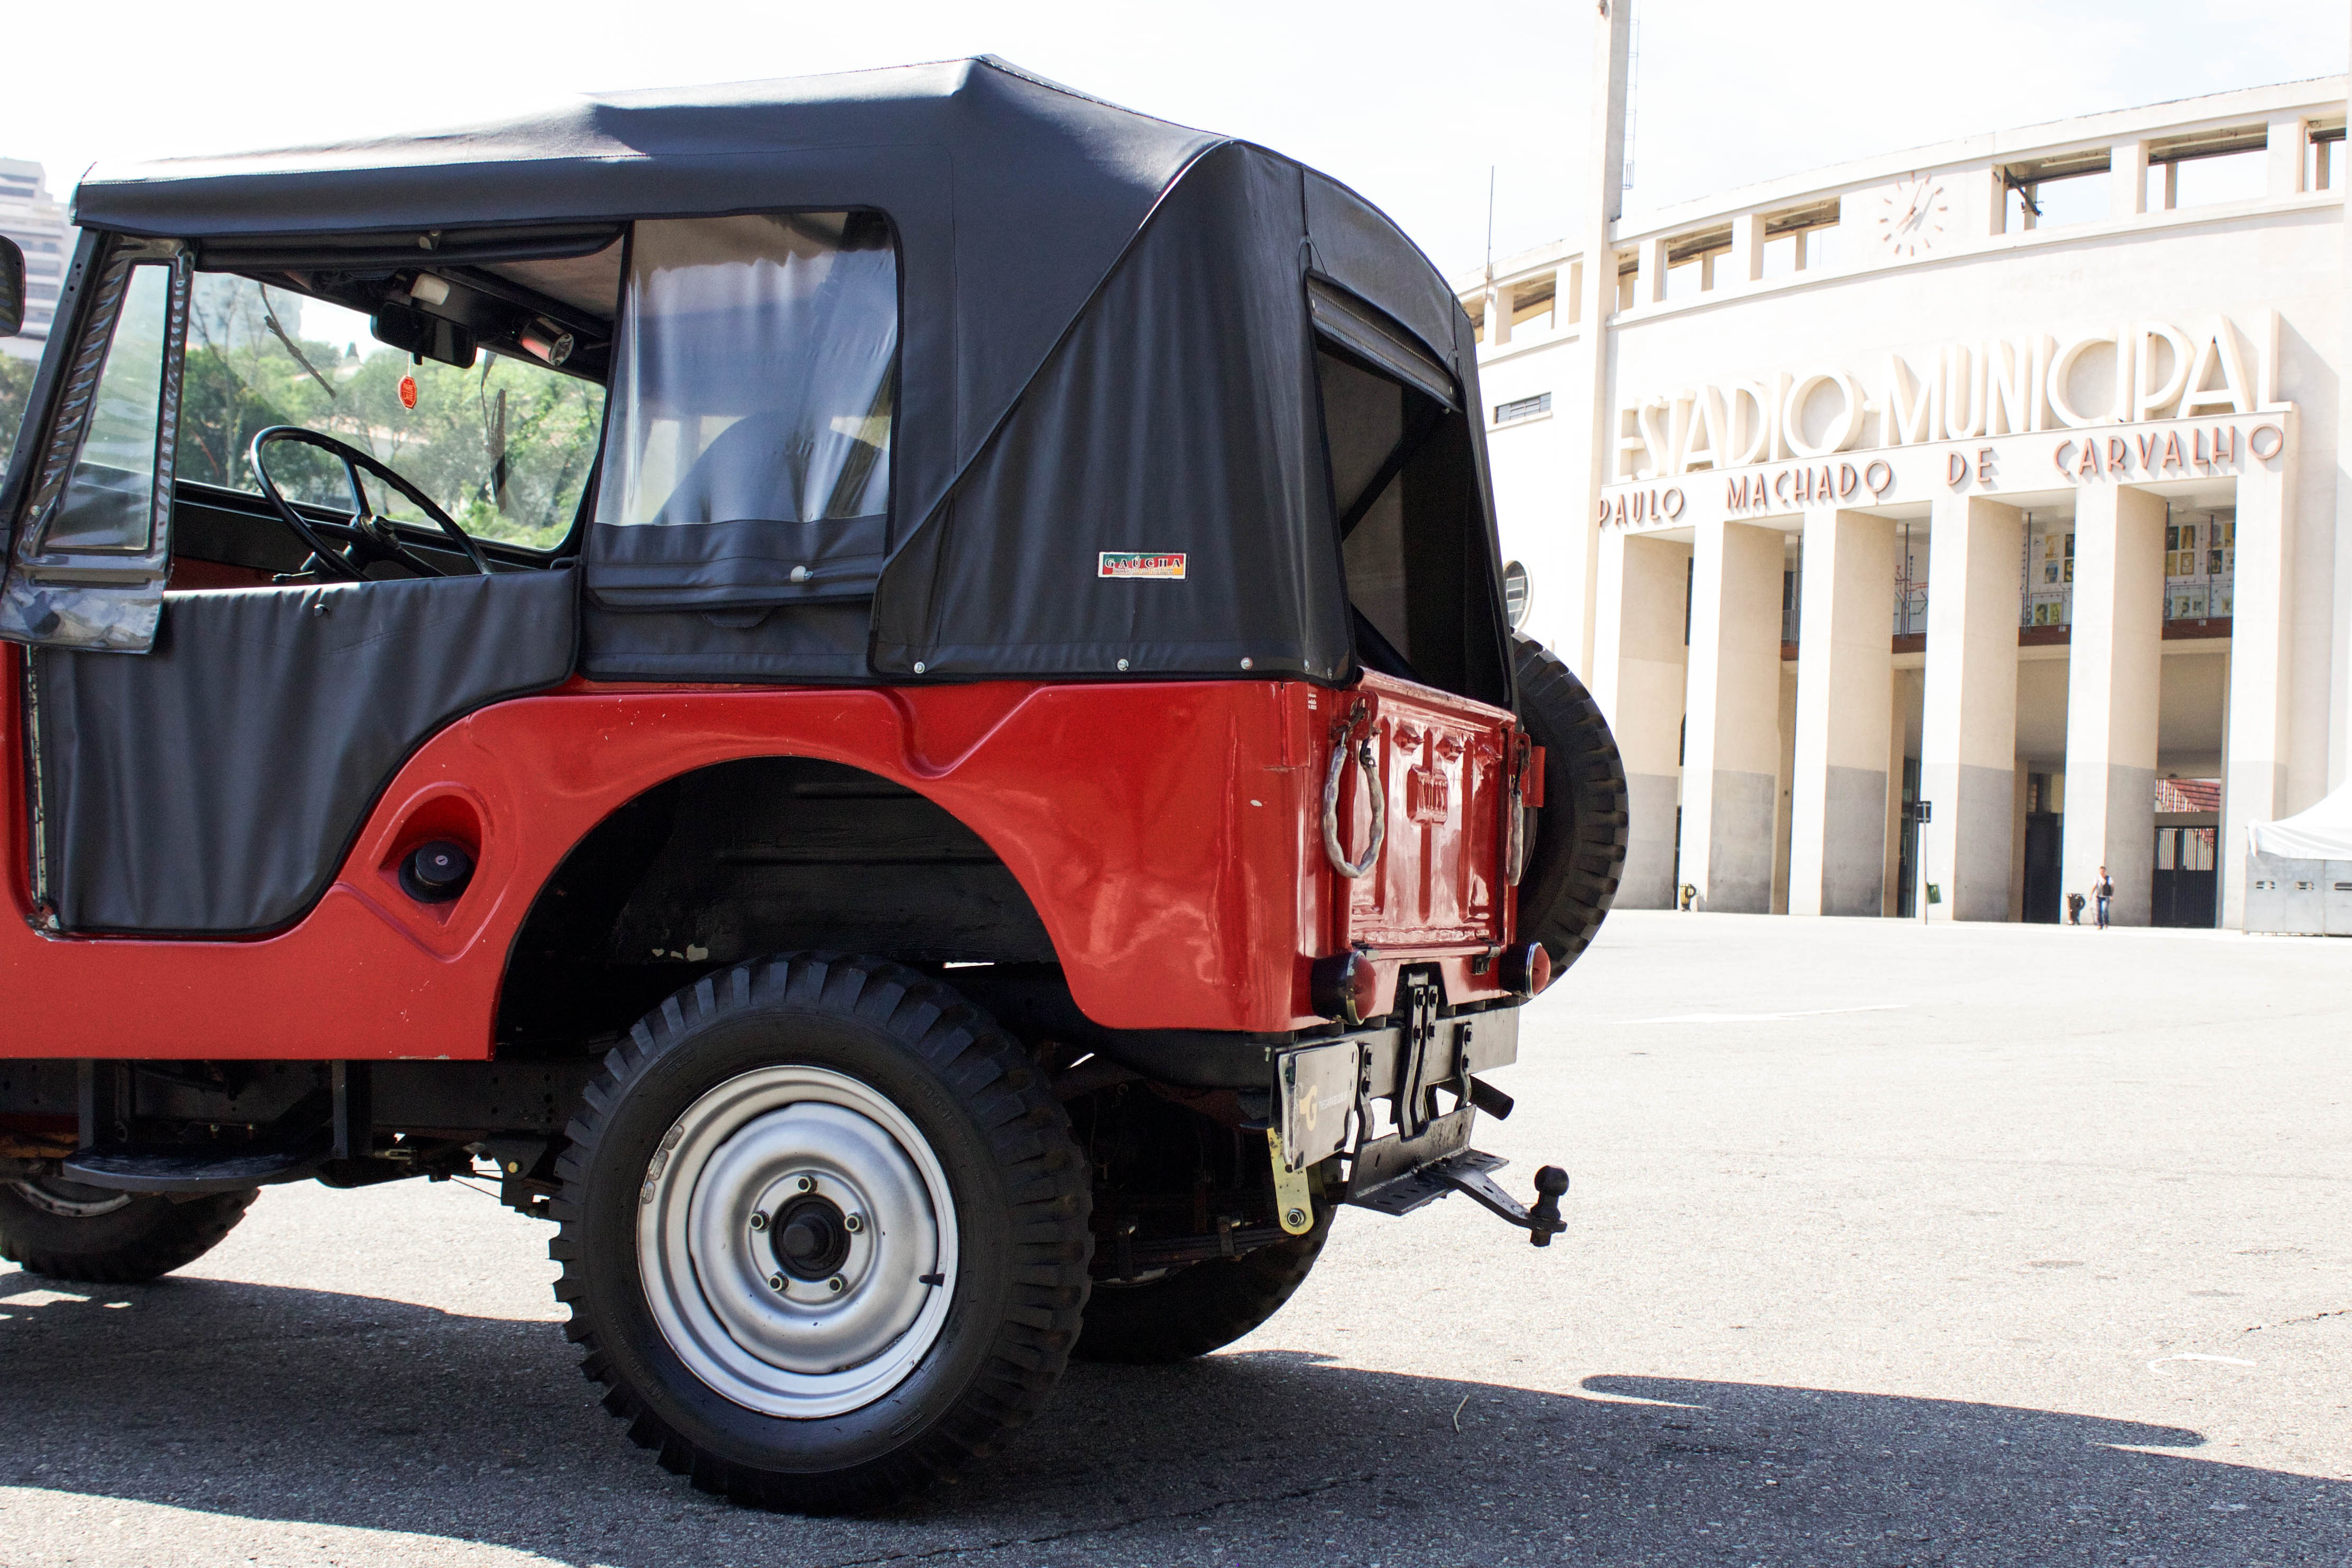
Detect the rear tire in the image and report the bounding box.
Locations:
[1073,1197,1334,1364]
[552,954,1092,1514]
[1511,634,1629,976]
[0,1179,256,1283]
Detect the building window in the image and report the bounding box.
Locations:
[1494,392,1551,426]
[1894,528,1927,636]
[2163,512,2232,621]
[2022,516,2073,627]
[1508,277,1557,333]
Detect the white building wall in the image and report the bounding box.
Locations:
[1463,68,2348,926]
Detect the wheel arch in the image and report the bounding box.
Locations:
[492,752,1065,1054]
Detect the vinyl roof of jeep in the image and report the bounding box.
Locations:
[74,57,1205,247]
[65,58,1505,695]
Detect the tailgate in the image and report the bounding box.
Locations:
[1317,671,1516,956]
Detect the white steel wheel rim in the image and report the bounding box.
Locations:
[637,1065,958,1419]
[6,1177,132,1218]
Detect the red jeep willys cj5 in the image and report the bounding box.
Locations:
[0,59,1625,1510]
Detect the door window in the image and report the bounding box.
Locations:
[0,241,188,651]
[177,273,608,552]
[43,263,172,553]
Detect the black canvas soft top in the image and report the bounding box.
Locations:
[68,58,1507,696]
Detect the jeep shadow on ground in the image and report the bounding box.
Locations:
[0,1268,2341,1567]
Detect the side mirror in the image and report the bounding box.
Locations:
[0,236,23,338]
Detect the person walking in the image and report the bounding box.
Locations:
[2094,865,2115,929]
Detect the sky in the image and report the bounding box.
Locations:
[5,0,2345,281]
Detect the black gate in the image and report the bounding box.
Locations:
[2022,812,2063,923]
[2152,826,2218,928]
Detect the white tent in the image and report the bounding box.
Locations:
[2248,783,2352,860]
[2245,786,2352,934]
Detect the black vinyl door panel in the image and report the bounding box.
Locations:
[33,567,578,934]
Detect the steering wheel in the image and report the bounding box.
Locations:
[248,426,493,581]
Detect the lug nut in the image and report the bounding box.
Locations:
[843,1214,864,1234]
[767,1273,786,1292]
[748,1211,769,1232]
[796,1175,815,1192]
[826,1276,846,1294]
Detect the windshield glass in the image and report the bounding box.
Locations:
[179,275,605,550]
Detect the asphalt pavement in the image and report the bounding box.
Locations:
[0,910,2345,1566]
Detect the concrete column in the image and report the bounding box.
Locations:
[1920,495,2026,922]
[2061,483,2166,925]
[1635,234,1667,306]
[1591,528,1691,908]
[2111,140,2148,220]
[1729,212,1763,287]
[2222,428,2296,926]
[1789,508,1896,915]
[1486,284,1512,348]
[2268,115,2308,197]
[1682,519,1786,911]
[1952,165,2004,239]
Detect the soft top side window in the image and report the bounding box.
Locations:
[598,212,897,534]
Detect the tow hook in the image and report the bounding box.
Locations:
[1435,1152,1569,1247]
[1349,1148,1569,1247]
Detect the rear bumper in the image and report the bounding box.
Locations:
[1273,998,1518,1177]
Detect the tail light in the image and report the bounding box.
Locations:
[1310,950,1379,1025]
[1499,942,1552,999]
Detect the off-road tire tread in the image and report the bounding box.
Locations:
[0,1187,257,1283]
[552,952,1092,1514]
[1512,634,1629,973]
[1072,1198,1334,1364]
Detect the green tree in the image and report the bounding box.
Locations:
[0,353,37,477]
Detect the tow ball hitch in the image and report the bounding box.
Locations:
[1439,1154,1570,1247]
[1348,1147,1570,1247]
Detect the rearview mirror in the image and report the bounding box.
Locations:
[370,298,476,369]
[0,237,23,338]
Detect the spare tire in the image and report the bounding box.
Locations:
[1511,634,1628,977]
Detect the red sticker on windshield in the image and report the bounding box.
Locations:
[1099,552,1185,579]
